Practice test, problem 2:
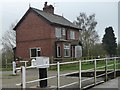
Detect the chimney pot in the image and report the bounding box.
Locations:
[44,2,47,7]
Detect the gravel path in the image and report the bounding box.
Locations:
[2,69,106,89]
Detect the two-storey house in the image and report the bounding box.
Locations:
[13,2,81,61]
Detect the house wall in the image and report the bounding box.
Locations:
[16,10,54,42]
[16,10,55,60]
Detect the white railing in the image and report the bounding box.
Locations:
[16,57,120,89]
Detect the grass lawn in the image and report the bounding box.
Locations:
[49,60,120,71]
[2,68,13,71]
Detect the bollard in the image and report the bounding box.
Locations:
[39,68,47,88]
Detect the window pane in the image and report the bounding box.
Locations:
[55,27,61,38]
[64,44,70,57]
[70,31,75,39]
[62,28,66,35]
[64,49,69,56]
[57,46,61,57]
[30,48,41,58]
[31,49,36,57]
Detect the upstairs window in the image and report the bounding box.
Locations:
[70,31,75,39]
[30,48,41,58]
[62,28,66,40]
[55,27,61,38]
[55,27,66,39]
[62,28,66,35]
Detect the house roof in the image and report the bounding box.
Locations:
[13,7,81,30]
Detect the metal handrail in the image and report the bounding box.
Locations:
[16,57,120,89]
[60,81,78,88]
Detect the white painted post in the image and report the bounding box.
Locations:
[79,60,82,89]
[21,66,26,88]
[57,62,60,88]
[12,61,16,75]
[94,59,97,85]
[25,62,27,68]
[105,59,108,82]
[114,58,116,78]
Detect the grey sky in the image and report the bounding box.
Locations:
[0,0,119,49]
[118,1,120,43]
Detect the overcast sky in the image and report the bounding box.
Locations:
[0,0,119,49]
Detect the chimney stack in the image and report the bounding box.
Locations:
[43,2,54,14]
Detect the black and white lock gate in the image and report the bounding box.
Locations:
[36,57,49,88]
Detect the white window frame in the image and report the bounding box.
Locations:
[64,44,70,57]
[30,48,41,58]
[70,31,75,39]
[55,27,62,38]
[57,45,61,57]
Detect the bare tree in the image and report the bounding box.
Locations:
[2,23,16,66]
[2,24,16,51]
[74,13,99,56]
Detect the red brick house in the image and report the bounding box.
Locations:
[13,2,81,60]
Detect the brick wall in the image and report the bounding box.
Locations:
[16,10,55,60]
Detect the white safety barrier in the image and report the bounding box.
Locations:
[16,57,120,89]
[12,61,28,75]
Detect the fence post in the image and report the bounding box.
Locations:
[57,62,60,88]
[25,62,27,68]
[12,61,16,75]
[105,58,108,82]
[21,66,26,88]
[94,59,97,85]
[79,60,82,89]
[114,57,116,78]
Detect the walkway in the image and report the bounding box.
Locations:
[90,77,119,89]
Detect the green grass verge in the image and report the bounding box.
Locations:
[2,68,12,71]
[49,60,120,71]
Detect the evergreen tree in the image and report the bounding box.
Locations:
[102,27,117,56]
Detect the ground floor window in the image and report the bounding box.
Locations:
[57,45,61,57]
[64,44,70,57]
[30,48,41,58]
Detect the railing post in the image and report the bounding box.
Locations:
[12,61,16,75]
[25,62,27,68]
[94,59,97,85]
[114,57,116,78]
[105,58,108,82]
[57,62,60,88]
[21,66,26,88]
[79,60,82,89]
